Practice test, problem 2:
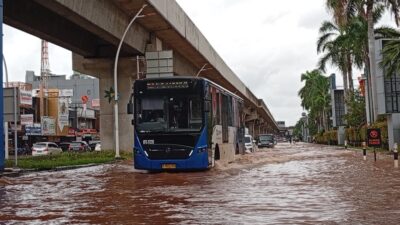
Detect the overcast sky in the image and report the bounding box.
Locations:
[2,0,397,126]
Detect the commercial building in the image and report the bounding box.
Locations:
[25,71,99,108]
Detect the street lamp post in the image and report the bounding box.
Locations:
[113,4,147,158]
[3,54,9,160]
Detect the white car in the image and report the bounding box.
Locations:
[244,134,255,153]
[32,142,63,156]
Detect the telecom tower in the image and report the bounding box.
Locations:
[40,40,50,118]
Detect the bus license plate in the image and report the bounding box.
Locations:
[162,164,176,169]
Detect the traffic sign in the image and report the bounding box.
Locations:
[367,128,381,147]
[81,95,89,104]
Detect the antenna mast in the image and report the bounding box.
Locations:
[40,40,50,117]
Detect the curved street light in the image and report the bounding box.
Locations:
[3,54,8,86]
[113,4,147,158]
[2,54,8,160]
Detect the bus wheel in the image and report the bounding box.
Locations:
[215,145,220,161]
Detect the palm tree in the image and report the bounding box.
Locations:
[381,38,400,76]
[298,70,331,132]
[317,20,351,95]
[326,0,400,122]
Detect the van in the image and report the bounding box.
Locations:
[257,134,276,148]
[244,134,255,152]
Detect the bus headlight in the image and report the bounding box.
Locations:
[197,148,207,153]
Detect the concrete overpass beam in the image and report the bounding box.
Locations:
[4,0,98,56]
[245,113,258,123]
[47,0,148,54]
[5,0,150,58]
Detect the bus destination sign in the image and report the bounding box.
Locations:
[147,81,189,90]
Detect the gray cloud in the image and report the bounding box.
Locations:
[298,11,330,30]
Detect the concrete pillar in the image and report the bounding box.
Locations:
[99,73,135,151]
[388,114,400,150]
[73,55,138,152]
[337,126,345,145]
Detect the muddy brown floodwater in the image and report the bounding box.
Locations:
[1,143,400,224]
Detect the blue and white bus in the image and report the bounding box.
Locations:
[130,76,245,170]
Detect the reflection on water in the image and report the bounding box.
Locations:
[1,143,399,224]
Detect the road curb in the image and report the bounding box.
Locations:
[0,160,118,177]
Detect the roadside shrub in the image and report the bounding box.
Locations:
[344,121,388,149]
[314,130,337,145]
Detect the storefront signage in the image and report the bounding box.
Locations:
[21,114,34,125]
[58,98,69,131]
[59,89,73,97]
[92,99,100,107]
[25,123,42,136]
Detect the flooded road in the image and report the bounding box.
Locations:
[1,143,400,224]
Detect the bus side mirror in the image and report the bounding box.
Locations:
[127,102,134,114]
[204,100,211,112]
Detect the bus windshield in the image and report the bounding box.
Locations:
[136,95,203,133]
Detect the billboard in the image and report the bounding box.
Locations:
[58,98,69,131]
[41,117,56,135]
[19,89,32,106]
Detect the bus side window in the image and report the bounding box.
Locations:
[189,97,202,129]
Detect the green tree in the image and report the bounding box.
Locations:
[293,119,306,140]
[344,90,366,127]
[317,9,396,95]
[317,20,352,94]
[326,0,400,122]
[380,37,400,77]
[298,70,331,132]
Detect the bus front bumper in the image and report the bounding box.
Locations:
[134,149,209,171]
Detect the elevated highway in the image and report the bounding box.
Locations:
[4,0,279,151]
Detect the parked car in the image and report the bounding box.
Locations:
[69,141,91,152]
[58,142,71,152]
[32,142,63,156]
[244,134,255,153]
[257,134,276,148]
